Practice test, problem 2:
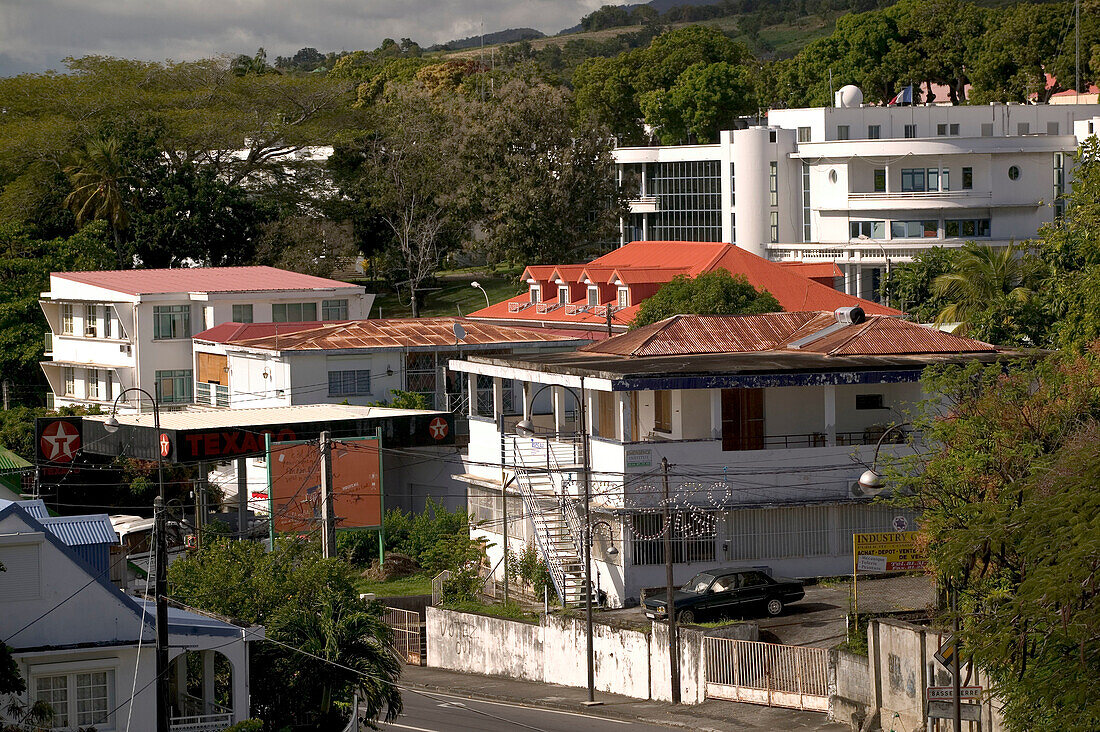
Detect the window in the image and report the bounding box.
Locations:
[84,305,98,337]
[797,126,811,142]
[867,125,881,140]
[648,160,722,241]
[768,161,778,206]
[558,286,569,303]
[729,162,735,205]
[405,353,436,399]
[86,369,99,400]
[1054,152,1066,219]
[1017,122,1029,135]
[322,299,348,320]
[617,288,629,307]
[856,394,885,410]
[927,168,947,191]
[232,304,253,323]
[901,168,925,192]
[962,167,973,189]
[104,374,113,403]
[802,163,811,241]
[155,369,193,404]
[153,305,190,340]
[937,123,947,136]
[1047,121,1059,135]
[904,124,917,139]
[950,123,960,136]
[730,212,736,244]
[587,287,599,307]
[890,220,938,239]
[981,123,993,137]
[63,367,74,396]
[61,304,74,335]
[769,130,777,143]
[529,286,540,304]
[769,211,779,243]
[937,123,959,136]
[33,670,113,728]
[653,390,672,433]
[1008,165,1021,181]
[874,169,886,193]
[836,125,850,140]
[272,302,318,322]
[631,511,716,565]
[850,221,886,239]
[945,219,991,238]
[329,369,372,397]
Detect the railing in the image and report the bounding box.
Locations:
[169,713,234,732]
[848,190,991,200]
[194,381,229,408]
[631,429,911,450]
[44,331,53,355]
[432,570,451,606]
[382,606,422,665]
[705,637,829,712]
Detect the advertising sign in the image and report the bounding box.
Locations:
[852,531,928,572]
[268,437,381,534]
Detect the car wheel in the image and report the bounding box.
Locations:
[765,598,784,617]
[677,610,695,624]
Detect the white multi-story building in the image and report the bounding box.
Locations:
[40,266,372,412]
[451,308,1016,608]
[616,93,1100,301]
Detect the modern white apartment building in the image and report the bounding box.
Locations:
[615,93,1100,301]
[40,266,372,412]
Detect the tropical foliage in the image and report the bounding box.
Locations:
[632,269,782,328]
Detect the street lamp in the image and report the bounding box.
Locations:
[104,388,170,732]
[470,281,491,308]
[514,381,598,704]
[852,422,911,497]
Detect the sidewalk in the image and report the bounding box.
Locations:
[400,664,848,731]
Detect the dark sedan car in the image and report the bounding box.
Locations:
[643,568,805,623]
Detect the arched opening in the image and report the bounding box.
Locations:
[168,649,235,725]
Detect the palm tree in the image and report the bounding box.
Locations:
[933,241,1042,335]
[64,135,132,268]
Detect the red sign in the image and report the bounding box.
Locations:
[159,433,171,458]
[40,420,81,463]
[268,439,382,533]
[429,417,449,440]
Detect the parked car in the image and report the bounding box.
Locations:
[643,568,805,623]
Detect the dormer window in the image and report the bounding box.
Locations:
[559,285,570,304]
[617,288,629,308]
[587,287,599,307]
[529,286,541,304]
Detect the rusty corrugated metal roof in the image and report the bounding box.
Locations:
[210,317,580,351]
[802,318,997,356]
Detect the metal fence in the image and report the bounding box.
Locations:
[704,637,829,712]
[382,606,422,666]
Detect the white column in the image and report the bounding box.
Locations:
[617,392,631,442]
[844,265,855,295]
[710,389,723,439]
[552,387,566,434]
[467,373,477,417]
[854,265,863,299]
[201,649,216,714]
[824,384,837,447]
[492,376,504,420]
[884,163,891,193]
[174,653,187,709]
[522,382,533,422]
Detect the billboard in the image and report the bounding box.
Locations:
[852,531,928,572]
[268,437,381,534]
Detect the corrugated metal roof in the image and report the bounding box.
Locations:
[83,403,446,431]
[200,317,580,351]
[803,318,997,356]
[53,266,362,296]
[39,514,118,547]
[0,446,32,473]
[0,499,49,519]
[194,321,347,344]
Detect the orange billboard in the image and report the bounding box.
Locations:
[268,437,381,534]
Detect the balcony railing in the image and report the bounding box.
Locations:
[44,331,53,355]
[194,381,229,408]
[848,190,991,200]
[630,428,913,450]
[170,713,233,732]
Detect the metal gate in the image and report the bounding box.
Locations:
[704,638,829,712]
[383,607,422,665]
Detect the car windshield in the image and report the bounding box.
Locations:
[682,573,715,593]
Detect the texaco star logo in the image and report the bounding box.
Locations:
[159,433,171,458]
[429,417,449,440]
[40,420,80,462]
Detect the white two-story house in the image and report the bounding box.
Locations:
[450,308,1015,608]
[40,266,372,412]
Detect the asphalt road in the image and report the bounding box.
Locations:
[383,688,675,732]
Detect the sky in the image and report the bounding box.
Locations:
[0,0,609,77]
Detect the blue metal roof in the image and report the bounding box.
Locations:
[39,514,118,547]
[0,498,49,520]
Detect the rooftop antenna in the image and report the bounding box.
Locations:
[1076,0,1081,101]
[828,68,834,107]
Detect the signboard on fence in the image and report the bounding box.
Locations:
[852,531,928,572]
[268,436,381,534]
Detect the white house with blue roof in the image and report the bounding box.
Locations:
[0,501,262,732]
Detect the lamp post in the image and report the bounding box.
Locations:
[853,422,911,496]
[515,380,597,704]
[470,281,491,309]
[104,388,169,732]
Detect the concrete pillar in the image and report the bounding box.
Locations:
[553,387,566,434]
[884,163,891,193]
[844,264,854,295]
[522,382,532,422]
[228,645,249,724]
[174,653,188,710]
[201,649,215,714]
[710,389,723,439]
[492,377,504,420]
[824,384,837,447]
[616,392,631,442]
[854,265,863,299]
[467,373,477,417]
[236,457,247,539]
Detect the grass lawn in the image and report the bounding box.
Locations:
[364,268,524,319]
[356,572,434,597]
[445,599,539,622]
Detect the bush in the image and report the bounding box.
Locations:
[337,528,381,566]
[509,544,553,599]
[223,721,263,732]
[381,498,469,567]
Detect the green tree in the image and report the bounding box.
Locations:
[969,3,1072,103]
[631,269,782,328]
[881,247,959,323]
[168,538,402,729]
[63,135,133,267]
[640,61,756,144]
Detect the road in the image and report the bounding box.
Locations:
[383,688,675,732]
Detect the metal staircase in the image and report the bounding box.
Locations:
[504,434,592,607]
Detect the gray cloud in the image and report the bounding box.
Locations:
[0,0,608,76]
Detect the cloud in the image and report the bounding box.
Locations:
[0,0,610,76]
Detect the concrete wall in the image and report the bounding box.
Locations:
[426,606,756,705]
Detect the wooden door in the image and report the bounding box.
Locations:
[597,391,616,439]
[721,388,764,451]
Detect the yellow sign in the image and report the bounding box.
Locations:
[853,531,927,572]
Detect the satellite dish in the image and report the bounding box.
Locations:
[453,323,467,342]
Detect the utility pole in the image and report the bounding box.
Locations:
[580,379,597,705]
[952,583,961,732]
[236,457,248,540]
[662,457,681,704]
[153,495,170,732]
[498,414,509,604]
[320,431,336,559]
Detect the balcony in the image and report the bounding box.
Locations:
[628,195,660,214]
[194,381,229,408]
[840,190,993,212]
[170,713,234,732]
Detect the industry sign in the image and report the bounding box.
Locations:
[268,437,381,534]
[852,531,927,572]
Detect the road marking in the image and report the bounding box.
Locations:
[413,690,630,724]
[382,723,443,732]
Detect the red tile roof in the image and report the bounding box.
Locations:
[195,317,583,351]
[52,266,362,296]
[581,311,996,358]
[468,241,898,328]
[777,262,843,279]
